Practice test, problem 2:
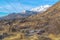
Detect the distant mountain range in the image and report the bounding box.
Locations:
[0,10,38,20]
[0,5,51,20]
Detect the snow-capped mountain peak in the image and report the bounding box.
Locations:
[31,5,51,12]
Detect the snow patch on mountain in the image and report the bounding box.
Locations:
[30,5,51,12]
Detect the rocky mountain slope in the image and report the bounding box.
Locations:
[27,1,60,34]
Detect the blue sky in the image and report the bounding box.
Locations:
[0,0,59,17]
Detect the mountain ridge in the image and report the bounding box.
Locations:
[0,5,51,20]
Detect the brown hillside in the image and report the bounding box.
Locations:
[20,1,60,34]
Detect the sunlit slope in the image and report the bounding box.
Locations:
[18,2,60,34]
